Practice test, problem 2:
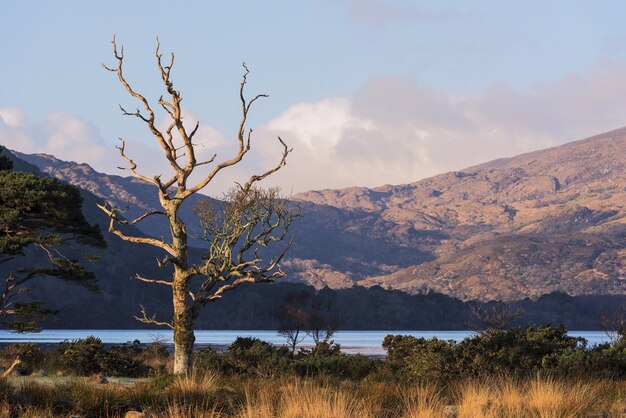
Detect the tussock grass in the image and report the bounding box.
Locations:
[455,380,498,418]
[168,372,219,397]
[525,376,599,418]
[0,375,622,417]
[143,402,224,418]
[278,380,374,418]
[451,376,600,418]
[400,383,445,418]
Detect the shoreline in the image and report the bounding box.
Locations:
[0,341,388,360]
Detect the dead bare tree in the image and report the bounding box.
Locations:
[276,290,311,355]
[600,303,626,345]
[306,295,339,348]
[99,36,296,375]
[467,302,523,336]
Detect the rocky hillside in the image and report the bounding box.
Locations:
[295,128,625,300]
[12,127,626,301]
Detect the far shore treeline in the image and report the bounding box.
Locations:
[34,282,626,331]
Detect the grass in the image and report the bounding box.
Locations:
[0,374,623,417]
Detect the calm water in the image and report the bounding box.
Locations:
[0,330,610,356]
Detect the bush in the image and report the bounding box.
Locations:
[402,338,456,381]
[224,337,290,377]
[0,343,44,375]
[50,337,148,377]
[194,347,226,374]
[141,341,169,362]
[293,352,376,379]
[382,326,590,380]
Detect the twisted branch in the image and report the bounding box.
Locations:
[134,305,174,329]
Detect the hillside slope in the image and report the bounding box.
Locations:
[14,127,626,301]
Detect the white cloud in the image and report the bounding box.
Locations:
[0,108,27,128]
[4,59,626,195]
[0,109,109,167]
[255,60,626,192]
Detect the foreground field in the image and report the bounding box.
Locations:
[3,325,626,416]
[2,374,626,417]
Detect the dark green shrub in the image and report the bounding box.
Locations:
[1,343,44,375]
[51,337,148,377]
[382,335,422,368]
[52,336,104,375]
[382,326,587,381]
[141,341,169,364]
[224,337,290,377]
[97,350,148,377]
[151,373,175,391]
[383,335,457,380]
[309,341,342,356]
[454,325,581,377]
[401,338,456,381]
[194,347,226,373]
[293,352,375,379]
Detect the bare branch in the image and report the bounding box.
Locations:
[183,63,270,197]
[97,202,176,256]
[195,154,217,167]
[207,274,273,301]
[2,358,22,378]
[115,139,162,188]
[104,35,182,176]
[133,274,172,287]
[134,305,174,329]
[127,209,166,225]
[119,105,150,123]
[239,137,292,193]
[467,303,524,334]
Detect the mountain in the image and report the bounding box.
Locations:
[12,127,626,301]
[294,128,625,301]
[12,151,211,245]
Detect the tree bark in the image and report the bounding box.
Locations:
[173,282,195,375]
[170,209,195,376]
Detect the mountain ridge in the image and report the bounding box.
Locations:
[10,126,626,301]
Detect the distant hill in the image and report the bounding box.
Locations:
[299,128,625,300]
[12,126,626,301]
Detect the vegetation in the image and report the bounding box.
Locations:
[0,367,624,417]
[0,149,105,331]
[98,36,297,375]
[1,325,626,415]
[276,290,339,354]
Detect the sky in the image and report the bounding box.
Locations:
[2,1,626,195]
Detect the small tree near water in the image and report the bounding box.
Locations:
[99,37,297,375]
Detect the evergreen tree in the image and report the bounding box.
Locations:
[0,148,105,331]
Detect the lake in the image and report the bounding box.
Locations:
[0,330,611,356]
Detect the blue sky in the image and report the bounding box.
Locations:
[2,1,626,194]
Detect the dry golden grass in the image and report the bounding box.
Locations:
[237,384,276,418]
[525,376,599,418]
[401,383,446,418]
[1,375,625,417]
[455,380,499,418]
[237,379,374,418]
[498,378,526,418]
[144,402,224,418]
[450,376,601,418]
[168,372,219,395]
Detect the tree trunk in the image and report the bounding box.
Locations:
[170,209,195,376]
[173,280,195,375]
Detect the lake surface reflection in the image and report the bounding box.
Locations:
[0,330,610,356]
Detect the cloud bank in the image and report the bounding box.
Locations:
[3,60,626,194]
[0,109,108,166]
[257,59,626,192]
